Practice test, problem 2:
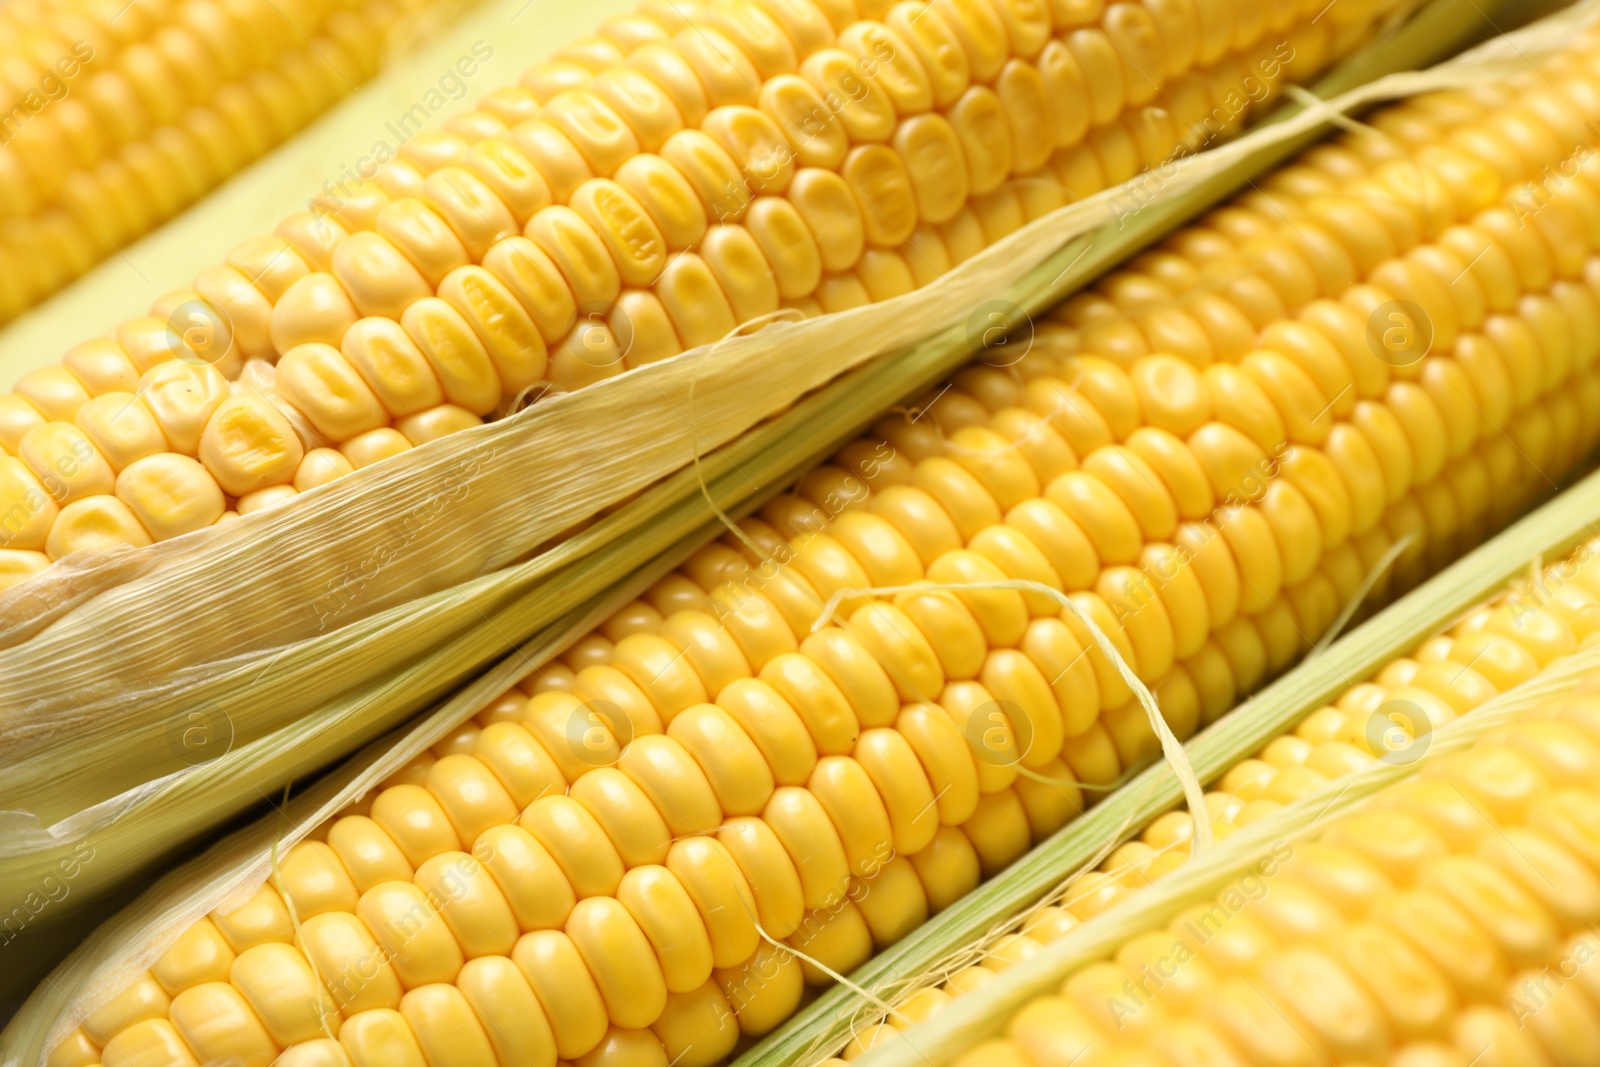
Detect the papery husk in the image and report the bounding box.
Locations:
[0,0,1504,923]
[0,0,1587,1049]
[0,0,1564,1052]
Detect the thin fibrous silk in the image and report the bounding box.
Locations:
[51,26,1600,1064]
[832,532,1600,1060]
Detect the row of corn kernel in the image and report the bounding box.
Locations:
[306,0,1368,329]
[0,0,378,317]
[0,0,192,112]
[0,38,368,315]
[0,0,345,201]
[0,0,340,110]
[0,0,1409,587]
[684,368,1600,984]
[548,356,1594,791]
[530,197,1600,787]
[1053,49,1600,362]
[45,302,1549,1067]
[1036,147,1600,383]
[47,315,1600,1067]
[512,295,1600,1004]
[287,0,1363,359]
[49,675,769,1067]
[822,532,1600,1061]
[1060,155,1600,371]
[911,686,1600,1067]
[1094,538,1600,905]
[47,604,1084,1067]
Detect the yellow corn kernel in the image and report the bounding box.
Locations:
[269,272,360,354]
[331,232,432,320]
[197,395,305,497]
[400,297,503,416]
[52,9,1556,1065]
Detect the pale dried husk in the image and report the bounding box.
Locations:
[0,0,1470,921]
[0,0,1572,1056]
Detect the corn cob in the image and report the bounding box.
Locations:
[824,534,1600,1061]
[0,0,477,322]
[34,16,1600,1062]
[884,683,1600,1067]
[0,0,1410,588]
[41,21,1600,1064]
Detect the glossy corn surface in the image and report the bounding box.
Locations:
[45,25,1600,1067]
[924,690,1600,1067]
[829,536,1600,1060]
[0,0,473,322]
[0,0,1406,588]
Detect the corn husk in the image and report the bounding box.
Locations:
[0,0,1493,928]
[0,0,1585,1048]
[10,416,1597,1067]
